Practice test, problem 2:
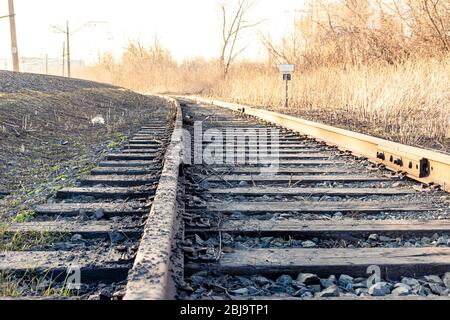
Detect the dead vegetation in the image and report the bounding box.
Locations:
[214,56,450,151]
[80,0,449,152]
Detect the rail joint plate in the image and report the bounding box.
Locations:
[376,146,429,178]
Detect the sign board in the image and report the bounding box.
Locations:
[278,64,296,107]
[277,64,295,74]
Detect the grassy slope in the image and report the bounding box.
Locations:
[0,71,173,221]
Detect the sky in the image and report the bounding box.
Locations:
[0,0,304,66]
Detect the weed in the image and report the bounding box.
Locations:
[78,163,95,176]
[12,208,35,223]
[0,270,79,298]
[0,229,66,251]
[107,133,128,149]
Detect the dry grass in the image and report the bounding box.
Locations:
[210,57,450,151]
[78,42,221,94]
[81,0,450,152]
[87,51,449,151]
[1,270,78,298]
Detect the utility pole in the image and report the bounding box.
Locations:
[45,54,48,74]
[51,20,108,78]
[66,21,71,78]
[62,42,66,76]
[8,0,19,72]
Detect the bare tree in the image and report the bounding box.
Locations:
[219,0,262,77]
[422,0,450,51]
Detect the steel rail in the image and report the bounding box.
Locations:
[124,97,183,300]
[180,96,450,193]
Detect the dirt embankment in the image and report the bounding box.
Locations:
[0,71,173,220]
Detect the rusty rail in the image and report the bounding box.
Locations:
[181,96,450,193]
[124,97,183,300]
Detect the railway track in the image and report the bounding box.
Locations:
[0,113,175,299]
[1,98,450,300]
[177,101,450,300]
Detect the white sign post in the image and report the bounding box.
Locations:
[277,64,295,108]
